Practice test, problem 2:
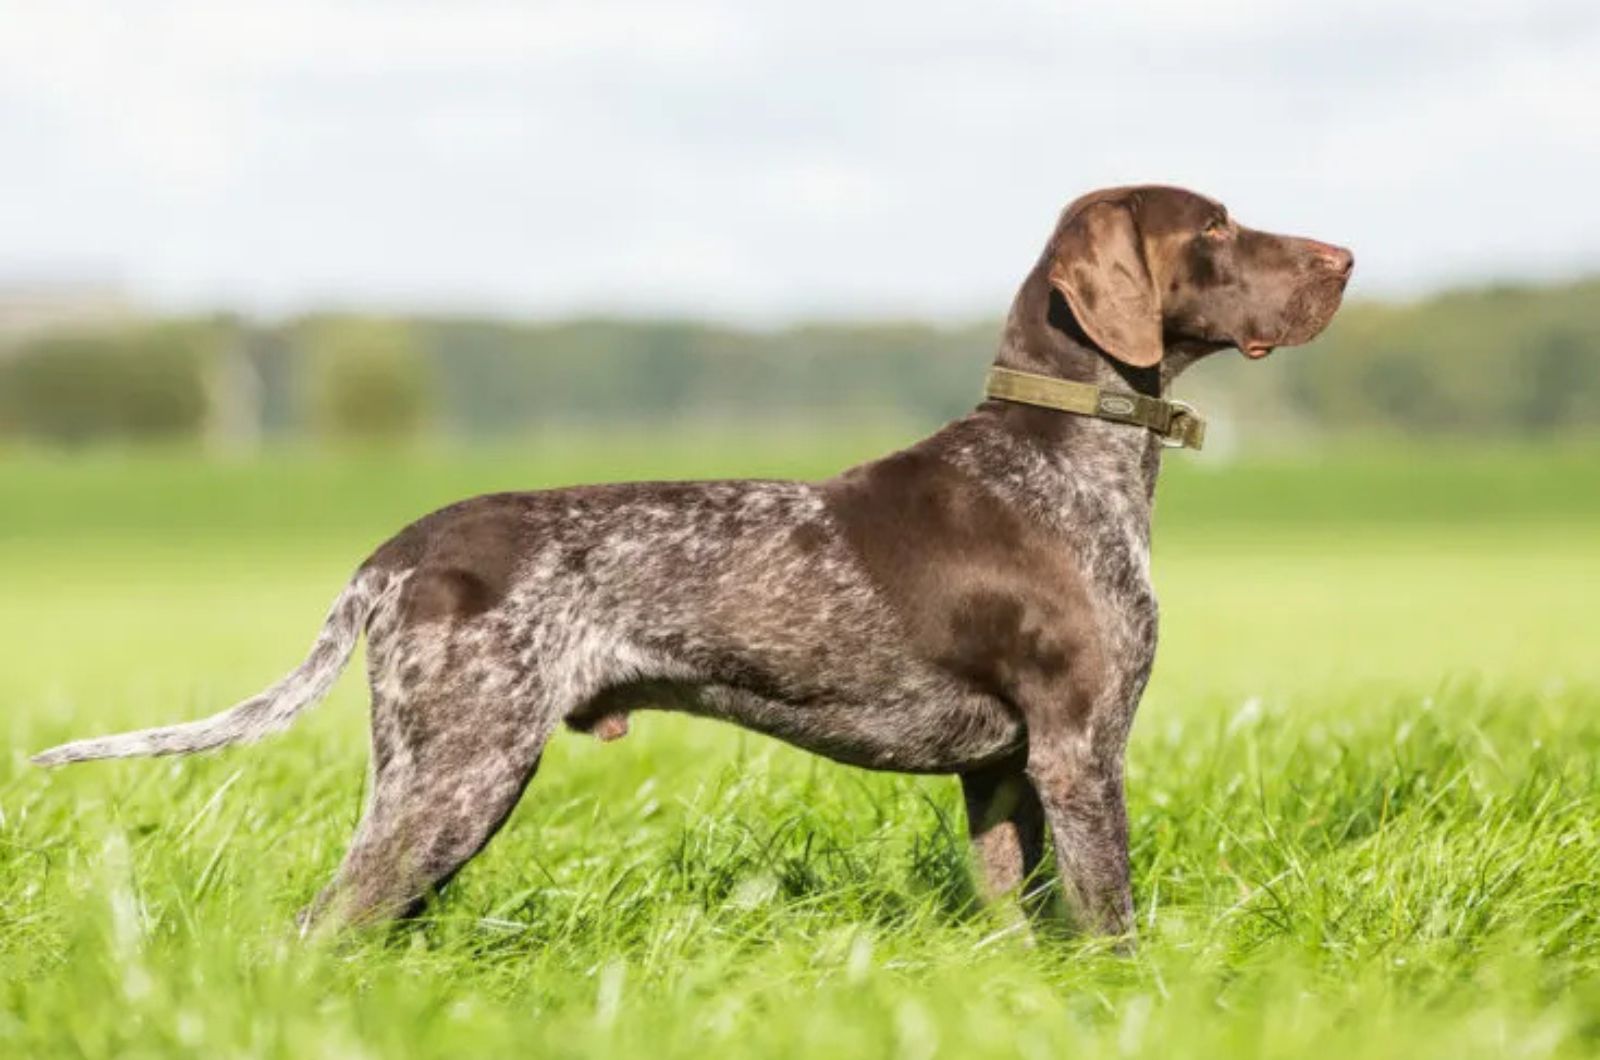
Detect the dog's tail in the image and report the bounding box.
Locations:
[31,566,400,767]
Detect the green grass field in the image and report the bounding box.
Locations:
[3,435,1597,1058]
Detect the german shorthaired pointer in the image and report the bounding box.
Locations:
[35,186,1353,940]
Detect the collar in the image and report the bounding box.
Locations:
[983,366,1206,451]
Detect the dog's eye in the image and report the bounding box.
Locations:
[1203,217,1229,237]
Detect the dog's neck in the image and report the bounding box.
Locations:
[972,271,1169,495]
[997,289,1160,396]
[920,280,1167,554]
[991,265,1215,396]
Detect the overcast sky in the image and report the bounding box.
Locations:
[2,0,1597,321]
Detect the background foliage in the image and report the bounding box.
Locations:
[0,321,221,445]
[3,278,1597,448]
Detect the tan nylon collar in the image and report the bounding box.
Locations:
[983,366,1206,451]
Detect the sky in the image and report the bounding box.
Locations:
[2,0,1598,322]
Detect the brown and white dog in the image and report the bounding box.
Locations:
[35,186,1352,939]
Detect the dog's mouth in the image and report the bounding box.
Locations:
[1240,275,1350,360]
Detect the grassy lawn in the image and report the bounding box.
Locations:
[2,436,1597,1058]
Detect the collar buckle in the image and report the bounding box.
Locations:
[1160,401,1205,450]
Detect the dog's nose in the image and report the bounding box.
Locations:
[1310,241,1354,276]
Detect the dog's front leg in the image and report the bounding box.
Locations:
[1024,727,1135,942]
[960,754,1047,907]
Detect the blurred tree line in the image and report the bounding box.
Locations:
[0,278,1596,448]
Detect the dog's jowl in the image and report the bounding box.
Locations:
[35,186,1352,939]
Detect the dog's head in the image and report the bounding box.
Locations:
[1044,185,1353,368]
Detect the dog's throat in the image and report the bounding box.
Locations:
[1102,355,1161,396]
[983,367,1206,451]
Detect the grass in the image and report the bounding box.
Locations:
[2,433,1597,1058]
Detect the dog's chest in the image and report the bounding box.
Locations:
[1078,515,1158,687]
[997,458,1161,698]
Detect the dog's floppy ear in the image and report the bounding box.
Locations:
[1047,199,1163,367]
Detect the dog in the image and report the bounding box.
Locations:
[34,186,1352,938]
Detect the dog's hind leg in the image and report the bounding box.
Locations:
[299,679,558,935]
